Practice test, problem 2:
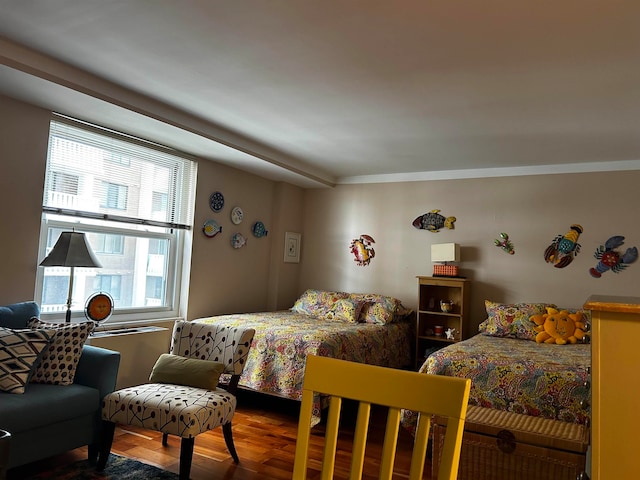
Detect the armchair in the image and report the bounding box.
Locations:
[99,320,255,480]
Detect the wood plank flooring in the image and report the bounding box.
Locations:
[8,389,430,479]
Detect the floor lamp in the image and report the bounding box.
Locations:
[39,231,102,323]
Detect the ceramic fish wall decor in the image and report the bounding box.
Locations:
[412,209,456,232]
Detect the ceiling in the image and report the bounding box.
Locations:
[1,1,639,188]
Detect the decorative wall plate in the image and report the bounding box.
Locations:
[231,232,247,249]
[209,191,225,212]
[85,292,114,323]
[202,219,222,238]
[252,221,268,238]
[230,206,244,225]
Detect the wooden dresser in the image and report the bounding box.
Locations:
[584,294,640,479]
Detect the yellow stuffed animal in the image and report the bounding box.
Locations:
[530,307,587,345]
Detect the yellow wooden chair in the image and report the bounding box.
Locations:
[292,355,471,480]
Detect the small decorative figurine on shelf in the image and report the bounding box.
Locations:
[440,300,454,313]
[445,328,456,340]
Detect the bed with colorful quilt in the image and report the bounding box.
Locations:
[194,289,413,426]
[401,301,591,434]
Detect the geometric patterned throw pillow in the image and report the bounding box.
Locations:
[0,327,52,394]
[27,318,95,385]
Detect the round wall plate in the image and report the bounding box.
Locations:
[252,221,268,238]
[203,219,222,238]
[231,232,247,249]
[209,191,225,212]
[230,206,244,224]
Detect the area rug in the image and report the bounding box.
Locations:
[23,454,178,479]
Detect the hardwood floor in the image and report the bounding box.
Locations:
[9,389,430,479]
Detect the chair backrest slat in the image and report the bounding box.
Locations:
[349,401,371,480]
[379,407,401,479]
[409,412,432,480]
[170,320,255,375]
[292,355,471,480]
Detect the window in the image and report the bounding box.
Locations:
[36,115,197,324]
[51,172,79,195]
[100,182,128,210]
[94,233,125,254]
[152,191,168,214]
[95,274,122,301]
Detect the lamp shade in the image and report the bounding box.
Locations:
[39,232,102,268]
[430,243,460,263]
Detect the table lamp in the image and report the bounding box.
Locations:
[431,243,460,277]
[39,231,102,322]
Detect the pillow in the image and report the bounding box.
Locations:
[479,301,555,339]
[291,289,350,317]
[0,301,40,329]
[0,327,52,394]
[27,318,95,385]
[149,353,225,390]
[322,298,367,323]
[349,293,404,324]
[530,307,588,345]
[562,308,591,333]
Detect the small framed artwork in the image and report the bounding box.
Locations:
[284,231,301,263]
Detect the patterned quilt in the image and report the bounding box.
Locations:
[401,334,591,434]
[194,311,413,425]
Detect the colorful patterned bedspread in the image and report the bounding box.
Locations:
[194,311,412,425]
[401,334,591,434]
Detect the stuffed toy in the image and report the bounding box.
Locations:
[530,307,587,345]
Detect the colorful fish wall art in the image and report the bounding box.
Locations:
[544,224,583,268]
[412,209,456,232]
[350,234,375,266]
[589,236,638,278]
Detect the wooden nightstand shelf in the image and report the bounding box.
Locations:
[415,276,470,369]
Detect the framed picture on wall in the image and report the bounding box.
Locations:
[284,231,301,263]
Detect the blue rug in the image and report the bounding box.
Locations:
[23,454,178,479]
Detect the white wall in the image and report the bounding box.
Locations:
[0,95,50,304]
[187,161,305,319]
[300,172,640,330]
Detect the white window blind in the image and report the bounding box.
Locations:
[37,115,198,323]
[44,116,197,229]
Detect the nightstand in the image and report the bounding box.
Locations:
[415,276,470,369]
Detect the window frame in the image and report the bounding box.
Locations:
[35,217,185,325]
[35,115,195,326]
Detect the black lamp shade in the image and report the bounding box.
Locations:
[39,232,102,268]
